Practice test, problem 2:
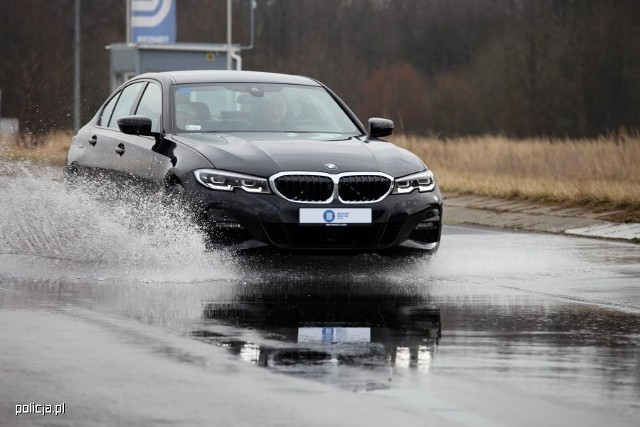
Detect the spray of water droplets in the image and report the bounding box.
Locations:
[0,160,237,283]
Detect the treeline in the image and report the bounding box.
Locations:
[1,0,639,138]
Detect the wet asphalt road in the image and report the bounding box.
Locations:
[0,164,639,426]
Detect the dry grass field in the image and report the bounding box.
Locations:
[2,131,639,221]
[394,134,640,222]
[0,132,71,166]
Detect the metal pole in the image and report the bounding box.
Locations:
[227,0,232,70]
[73,0,81,132]
[126,0,131,43]
[241,0,256,50]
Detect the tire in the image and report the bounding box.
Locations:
[62,163,79,189]
[163,181,185,205]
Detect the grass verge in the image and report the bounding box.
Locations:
[393,134,640,222]
[0,132,71,166]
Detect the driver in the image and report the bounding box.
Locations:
[254,92,292,129]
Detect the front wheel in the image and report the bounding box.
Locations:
[62,162,79,189]
[162,182,185,206]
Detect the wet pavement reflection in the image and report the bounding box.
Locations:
[1,242,639,411]
[1,246,638,397]
[193,286,441,390]
[176,275,640,407]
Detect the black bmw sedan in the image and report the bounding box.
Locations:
[64,71,442,253]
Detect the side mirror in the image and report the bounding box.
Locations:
[118,115,153,136]
[368,117,394,138]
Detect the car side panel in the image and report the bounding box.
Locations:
[70,124,116,181]
[110,132,157,190]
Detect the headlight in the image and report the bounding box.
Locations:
[393,170,436,194]
[194,169,271,194]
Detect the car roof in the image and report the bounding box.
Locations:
[133,70,321,86]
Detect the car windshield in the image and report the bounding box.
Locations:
[173,83,361,134]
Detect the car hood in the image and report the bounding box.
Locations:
[171,132,425,178]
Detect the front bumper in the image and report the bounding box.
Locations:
[181,173,442,253]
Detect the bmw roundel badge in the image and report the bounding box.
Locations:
[324,163,337,170]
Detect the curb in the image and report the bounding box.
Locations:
[443,193,640,243]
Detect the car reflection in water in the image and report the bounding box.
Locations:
[191,283,440,391]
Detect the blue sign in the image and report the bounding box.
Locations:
[131,0,176,44]
[323,210,336,223]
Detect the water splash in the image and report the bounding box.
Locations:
[0,160,236,283]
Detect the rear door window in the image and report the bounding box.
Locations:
[109,82,145,129]
[98,93,119,127]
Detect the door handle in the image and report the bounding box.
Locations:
[115,144,125,156]
[88,135,97,146]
